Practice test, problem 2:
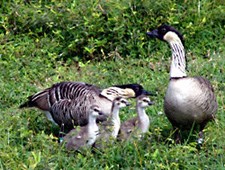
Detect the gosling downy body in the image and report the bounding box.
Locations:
[147,24,218,144]
[119,95,153,140]
[99,97,130,141]
[63,105,103,151]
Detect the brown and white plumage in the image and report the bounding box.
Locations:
[147,24,218,144]
[20,82,151,131]
[63,105,102,151]
[119,95,153,140]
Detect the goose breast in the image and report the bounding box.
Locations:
[164,77,217,127]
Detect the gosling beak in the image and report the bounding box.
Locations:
[98,111,104,116]
[126,102,131,107]
[148,101,154,106]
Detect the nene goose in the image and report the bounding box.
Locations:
[118,95,153,140]
[147,24,218,144]
[63,105,102,151]
[99,97,130,139]
[20,82,151,131]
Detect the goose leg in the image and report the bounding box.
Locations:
[59,123,65,143]
[197,130,204,145]
[197,123,206,146]
[174,127,181,144]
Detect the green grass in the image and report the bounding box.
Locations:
[0,0,225,169]
[0,49,224,169]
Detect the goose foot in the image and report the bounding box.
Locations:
[197,137,204,145]
[196,130,204,149]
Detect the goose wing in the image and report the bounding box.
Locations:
[194,76,218,117]
[50,90,100,129]
[19,81,101,111]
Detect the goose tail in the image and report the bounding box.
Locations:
[19,90,50,110]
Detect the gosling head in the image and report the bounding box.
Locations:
[137,95,154,108]
[146,24,184,44]
[89,105,103,117]
[113,97,130,109]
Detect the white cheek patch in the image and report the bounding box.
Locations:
[163,31,181,43]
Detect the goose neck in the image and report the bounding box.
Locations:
[136,106,150,133]
[88,116,99,139]
[111,106,121,138]
[169,40,187,78]
[88,116,97,127]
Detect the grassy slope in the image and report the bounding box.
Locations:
[0,41,224,169]
[0,1,225,169]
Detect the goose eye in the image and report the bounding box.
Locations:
[143,99,149,103]
[160,28,167,34]
[93,108,99,112]
[121,100,126,103]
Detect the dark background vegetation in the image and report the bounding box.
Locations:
[1,0,224,61]
[0,0,224,169]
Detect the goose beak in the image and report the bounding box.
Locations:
[141,89,156,96]
[146,29,159,38]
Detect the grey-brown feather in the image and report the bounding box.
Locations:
[164,76,217,129]
[64,127,88,151]
[147,24,218,144]
[20,82,151,132]
[63,105,101,151]
[118,95,152,140]
[118,117,138,140]
[20,82,109,129]
[98,97,130,141]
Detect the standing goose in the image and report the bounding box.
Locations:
[119,95,153,140]
[63,105,103,151]
[20,82,151,131]
[147,24,218,144]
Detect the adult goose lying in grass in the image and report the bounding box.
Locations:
[63,105,103,151]
[147,24,218,144]
[118,95,153,140]
[20,82,151,131]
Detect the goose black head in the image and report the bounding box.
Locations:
[113,84,155,98]
[146,24,184,45]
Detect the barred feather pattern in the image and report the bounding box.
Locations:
[20,82,111,130]
[20,82,150,130]
[169,39,187,78]
[50,90,108,129]
[147,24,218,144]
[48,82,111,129]
[47,82,101,107]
